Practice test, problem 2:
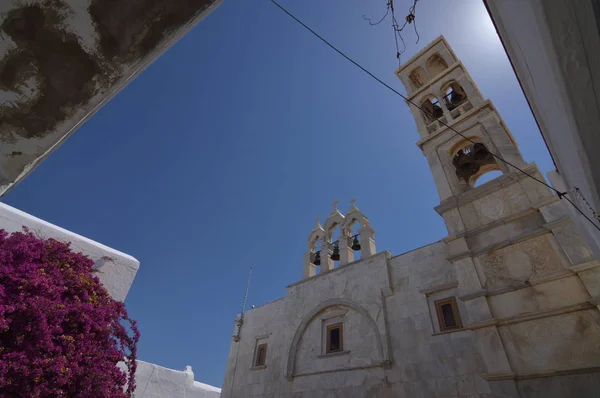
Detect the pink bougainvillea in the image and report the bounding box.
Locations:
[0,229,139,397]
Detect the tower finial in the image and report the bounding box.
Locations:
[315,216,321,227]
[332,199,339,209]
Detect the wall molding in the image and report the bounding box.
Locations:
[482,366,600,381]
[466,302,594,330]
[285,298,387,379]
[291,362,384,379]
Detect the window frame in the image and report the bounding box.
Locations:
[434,297,462,332]
[326,323,343,354]
[254,343,268,367]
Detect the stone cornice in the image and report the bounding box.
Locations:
[466,302,593,331]
[435,163,541,215]
[447,225,552,263]
[286,251,390,289]
[419,281,458,295]
[482,366,600,381]
[416,101,492,150]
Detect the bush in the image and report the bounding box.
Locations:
[0,229,139,397]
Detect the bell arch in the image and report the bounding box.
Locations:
[307,219,325,252]
[441,80,467,111]
[308,230,325,252]
[426,53,448,78]
[323,209,346,243]
[341,207,369,236]
[471,164,503,187]
[285,298,387,379]
[408,66,427,90]
[451,139,501,188]
[421,95,444,123]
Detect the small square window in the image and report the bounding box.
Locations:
[434,297,462,332]
[326,323,343,353]
[254,343,267,367]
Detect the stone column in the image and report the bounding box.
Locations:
[453,255,514,380]
[339,230,354,265]
[457,75,484,107]
[480,113,527,171]
[359,225,376,258]
[425,149,455,201]
[438,96,450,115]
[302,252,316,279]
[321,241,334,271]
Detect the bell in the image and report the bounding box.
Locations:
[473,143,491,161]
[313,251,321,266]
[330,243,340,261]
[450,91,464,106]
[351,236,361,251]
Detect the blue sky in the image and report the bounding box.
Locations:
[2,0,553,388]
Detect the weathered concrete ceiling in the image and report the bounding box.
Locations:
[0,0,221,195]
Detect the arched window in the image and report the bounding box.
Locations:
[442,81,467,110]
[409,67,427,90]
[426,54,448,78]
[473,169,503,187]
[323,210,346,267]
[421,96,444,123]
[452,142,501,186]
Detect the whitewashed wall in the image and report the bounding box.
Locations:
[0,0,222,196]
[135,361,221,398]
[221,247,490,398]
[485,0,600,260]
[0,202,222,395]
[0,202,138,301]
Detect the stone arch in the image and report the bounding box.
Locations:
[451,139,500,187]
[341,208,370,237]
[471,163,503,187]
[441,80,467,110]
[421,95,443,123]
[408,66,427,90]
[323,210,345,243]
[426,53,448,78]
[307,225,325,251]
[285,298,386,378]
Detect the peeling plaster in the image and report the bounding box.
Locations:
[0,0,222,195]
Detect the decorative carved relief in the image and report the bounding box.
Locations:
[472,187,531,225]
[480,235,567,289]
[476,193,506,222]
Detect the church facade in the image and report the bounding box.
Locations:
[220,37,600,398]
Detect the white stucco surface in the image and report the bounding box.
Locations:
[135,361,221,398]
[0,0,222,196]
[0,202,138,301]
[485,0,600,260]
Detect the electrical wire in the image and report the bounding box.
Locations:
[268,0,600,233]
[362,2,390,26]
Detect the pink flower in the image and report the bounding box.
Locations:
[0,229,139,397]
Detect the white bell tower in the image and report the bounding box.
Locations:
[396,36,600,394]
[303,200,376,279]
